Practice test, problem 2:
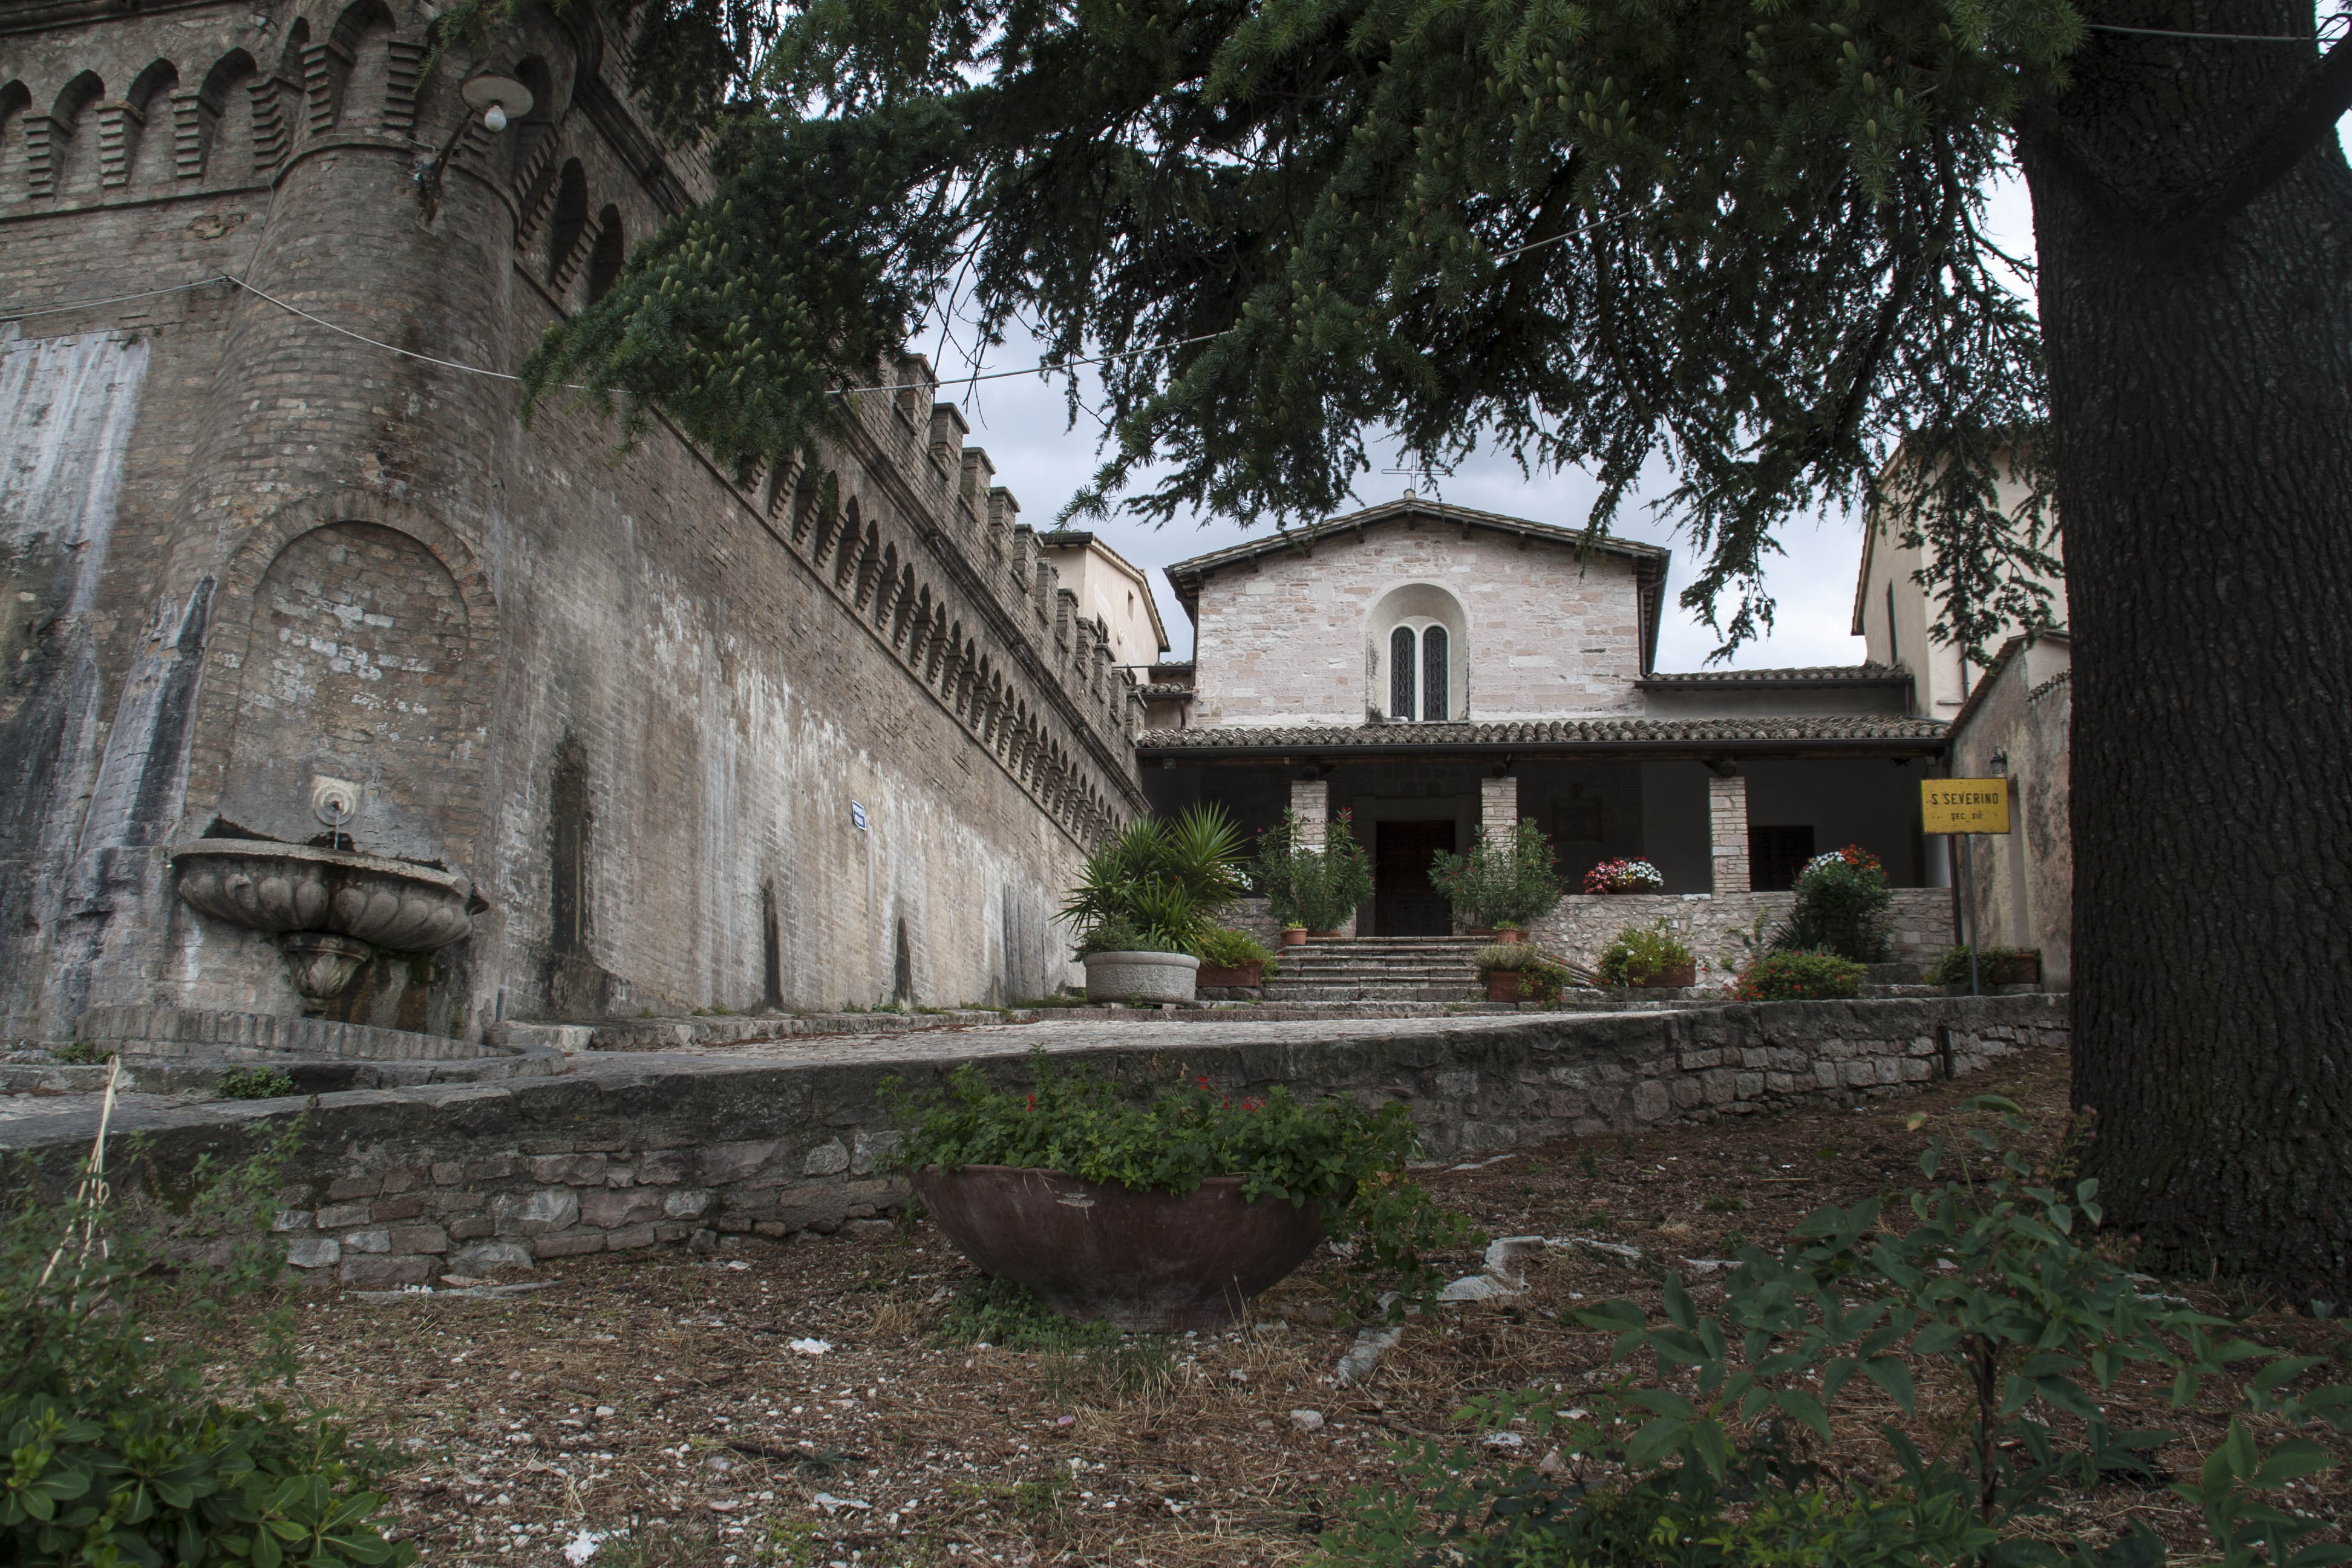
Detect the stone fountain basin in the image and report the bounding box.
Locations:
[171,840,475,952]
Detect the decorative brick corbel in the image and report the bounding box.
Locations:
[96,100,141,189]
[171,89,206,181]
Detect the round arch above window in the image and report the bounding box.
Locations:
[1365,583,1468,722]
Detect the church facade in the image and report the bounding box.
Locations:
[1,0,1140,1051]
[1143,499,1963,972]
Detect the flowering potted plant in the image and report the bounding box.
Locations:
[1598,920,1697,987]
[886,1049,1469,1330]
[1431,819,1565,932]
[1774,844,1893,962]
[1253,809,1374,937]
[1728,950,1867,1001]
[1581,858,1665,895]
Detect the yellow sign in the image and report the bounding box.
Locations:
[1922,779,2011,835]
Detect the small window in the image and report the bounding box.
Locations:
[1751,825,1817,892]
[1390,626,1416,719]
[1422,626,1448,721]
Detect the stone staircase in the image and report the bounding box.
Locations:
[1261,936,1495,1002]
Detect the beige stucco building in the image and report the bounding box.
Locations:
[1037,530,1170,672]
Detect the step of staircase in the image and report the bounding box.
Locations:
[1263,936,1504,1003]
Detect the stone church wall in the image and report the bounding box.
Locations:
[1,0,1137,1045]
[1189,514,1652,727]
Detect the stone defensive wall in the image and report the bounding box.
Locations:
[0,994,2068,1289]
[2,0,1140,1044]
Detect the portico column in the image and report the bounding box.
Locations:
[1290,777,1328,849]
[1480,773,1518,848]
[1708,773,1751,893]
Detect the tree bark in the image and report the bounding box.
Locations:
[2020,8,2352,1302]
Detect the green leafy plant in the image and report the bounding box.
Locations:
[884,1048,1472,1318]
[215,1063,299,1100]
[1926,944,2042,986]
[1321,1096,2352,1568]
[1598,920,1696,985]
[1060,804,1249,956]
[1,1128,416,1568]
[1253,809,1375,933]
[1192,926,1276,972]
[1773,844,1893,962]
[1472,946,1572,1002]
[45,1042,114,1067]
[1728,950,1867,1002]
[1430,819,1564,930]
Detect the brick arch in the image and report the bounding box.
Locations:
[0,81,29,199]
[194,50,258,185]
[184,497,499,874]
[38,70,103,198]
[321,0,397,136]
[122,58,180,191]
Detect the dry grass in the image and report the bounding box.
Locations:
[226,1045,2350,1567]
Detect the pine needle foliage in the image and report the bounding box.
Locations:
[488,0,2083,658]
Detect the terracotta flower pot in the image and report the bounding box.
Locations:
[1634,962,1697,988]
[1196,962,1263,988]
[1486,970,1526,1002]
[910,1165,1326,1331]
[1280,929,1308,947]
[1491,929,1526,944]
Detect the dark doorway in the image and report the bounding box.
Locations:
[1374,818,1457,936]
[761,881,783,1009]
[1751,824,1816,892]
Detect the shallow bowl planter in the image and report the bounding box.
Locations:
[1634,962,1698,988]
[1082,950,1199,1003]
[912,1165,1326,1330]
[1195,961,1263,988]
[1485,970,1526,1002]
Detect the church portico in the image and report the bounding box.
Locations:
[1137,720,1952,938]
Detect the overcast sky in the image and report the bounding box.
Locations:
[913,175,2042,672]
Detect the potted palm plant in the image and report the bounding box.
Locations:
[1060,805,1250,1002]
[886,1050,1467,1330]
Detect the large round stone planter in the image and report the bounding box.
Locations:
[910,1165,1326,1330]
[1082,950,1199,1003]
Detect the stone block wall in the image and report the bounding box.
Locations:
[1,993,2060,1287]
[1532,889,1956,985]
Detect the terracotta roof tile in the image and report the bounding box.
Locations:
[1135,716,1949,750]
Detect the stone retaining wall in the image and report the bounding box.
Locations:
[0,993,2064,1291]
[1533,889,1956,985]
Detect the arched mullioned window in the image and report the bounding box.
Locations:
[1368,581,1468,723]
[1421,626,1448,720]
[1390,626,1417,720]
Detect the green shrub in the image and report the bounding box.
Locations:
[1060,805,1249,955]
[46,1042,114,1066]
[1597,920,1695,985]
[1191,926,1275,971]
[216,1063,299,1100]
[885,1047,1473,1318]
[1924,944,2040,985]
[1253,809,1375,932]
[1772,844,1892,962]
[1729,950,1867,1001]
[1320,1096,2352,1568]
[1,1130,415,1568]
[1429,818,1564,929]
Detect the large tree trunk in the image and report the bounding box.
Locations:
[2020,11,2352,1302]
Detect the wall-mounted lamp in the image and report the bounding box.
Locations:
[1988,750,2010,774]
[416,74,535,221]
[460,73,534,132]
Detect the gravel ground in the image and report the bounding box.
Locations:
[201,1043,2348,1567]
